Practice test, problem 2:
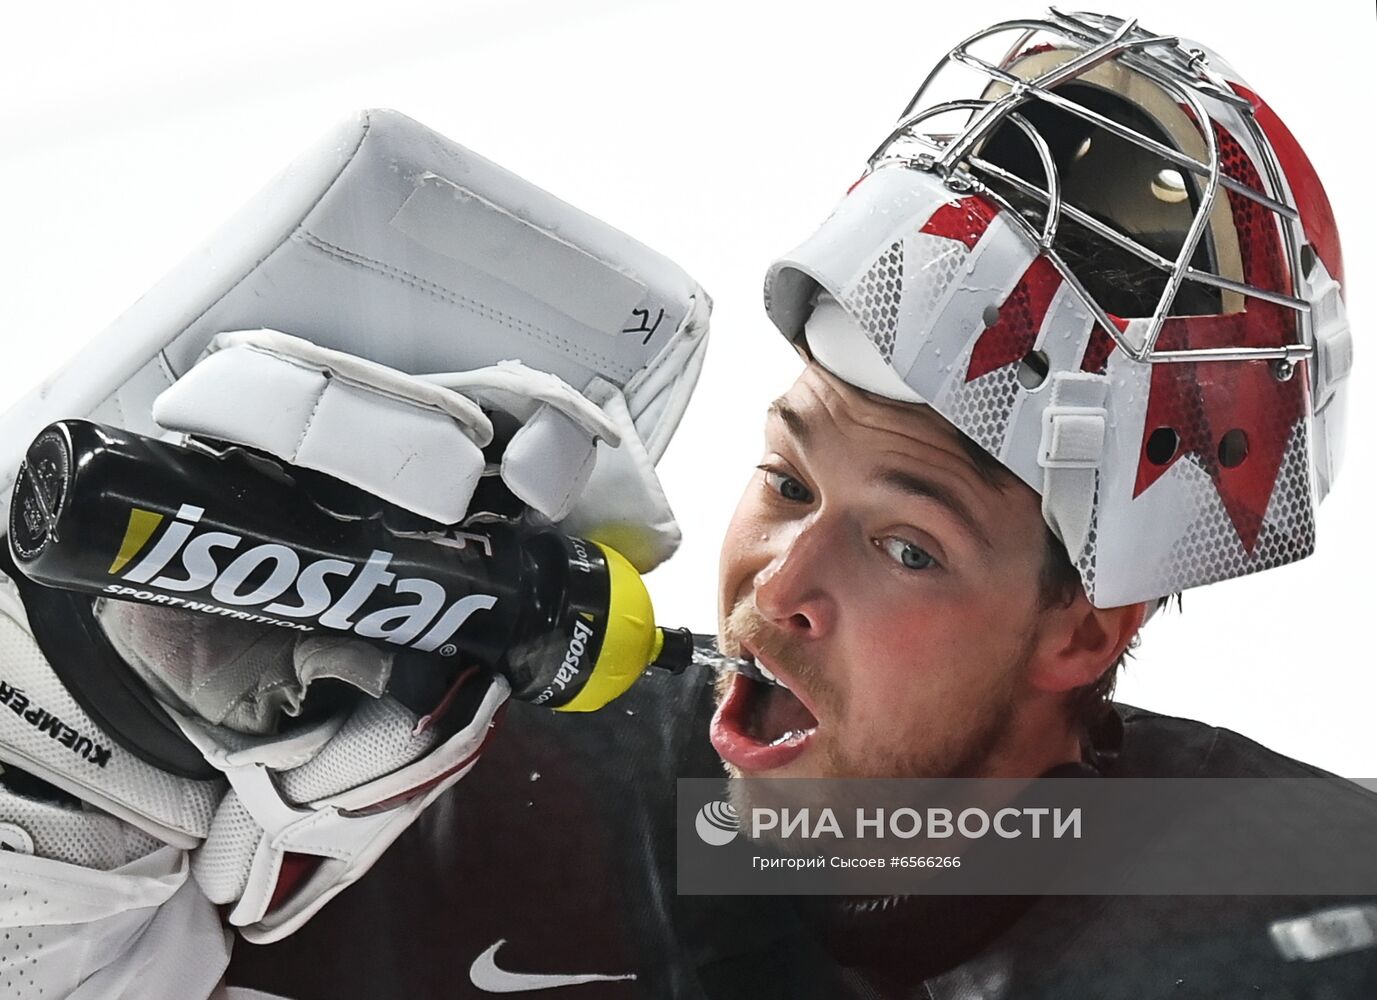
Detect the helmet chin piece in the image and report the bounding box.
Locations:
[763,11,1349,609]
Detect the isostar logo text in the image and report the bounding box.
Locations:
[532,617,596,705]
[107,504,497,653]
[569,537,593,574]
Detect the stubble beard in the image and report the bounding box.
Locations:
[716,601,1031,821]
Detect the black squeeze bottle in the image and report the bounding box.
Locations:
[8,419,692,711]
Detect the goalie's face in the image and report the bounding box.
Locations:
[714,362,1082,781]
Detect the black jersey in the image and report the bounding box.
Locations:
[226,668,1377,999]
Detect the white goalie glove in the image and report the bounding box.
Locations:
[0,107,709,966]
[94,597,511,943]
[155,326,682,571]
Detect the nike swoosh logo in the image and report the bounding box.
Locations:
[469,939,637,993]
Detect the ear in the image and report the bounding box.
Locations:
[1026,594,1148,695]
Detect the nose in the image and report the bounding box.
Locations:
[753,519,837,639]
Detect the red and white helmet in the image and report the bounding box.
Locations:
[764,9,1352,609]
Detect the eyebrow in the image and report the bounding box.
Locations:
[767,399,810,443]
[769,396,994,551]
[872,468,995,552]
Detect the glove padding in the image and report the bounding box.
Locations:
[0,577,232,998]
[154,329,680,570]
[0,838,231,999]
[97,598,509,943]
[0,573,223,847]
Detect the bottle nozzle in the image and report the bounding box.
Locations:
[649,626,694,675]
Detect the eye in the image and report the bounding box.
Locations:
[758,466,813,503]
[877,537,938,572]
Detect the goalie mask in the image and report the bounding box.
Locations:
[764,9,1351,609]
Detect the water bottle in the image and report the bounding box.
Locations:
[8,419,692,711]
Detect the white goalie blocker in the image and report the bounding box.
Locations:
[0,107,710,570]
[0,110,710,983]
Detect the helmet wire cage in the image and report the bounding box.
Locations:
[863,8,1313,382]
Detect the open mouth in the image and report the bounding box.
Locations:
[710,652,820,772]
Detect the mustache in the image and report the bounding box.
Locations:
[719,601,826,695]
